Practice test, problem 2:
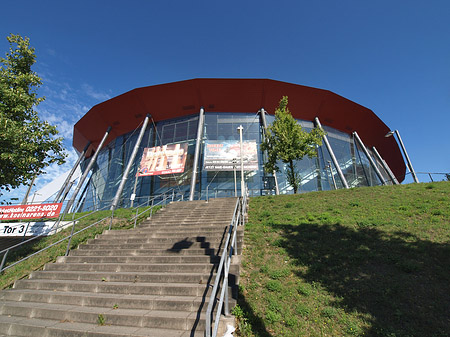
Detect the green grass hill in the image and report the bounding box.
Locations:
[237,181,450,337]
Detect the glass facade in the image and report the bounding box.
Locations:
[76,111,393,212]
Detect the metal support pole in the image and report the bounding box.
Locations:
[21,174,36,205]
[62,126,111,218]
[372,146,399,185]
[233,158,237,197]
[54,141,91,203]
[189,107,205,201]
[237,125,245,197]
[353,132,386,186]
[314,117,349,189]
[394,130,419,183]
[260,109,279,195]
[111,115,150,211]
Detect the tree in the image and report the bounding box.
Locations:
[261,96,325,194]
[0,34,66,196]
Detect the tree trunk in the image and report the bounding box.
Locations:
[289,160,298,194]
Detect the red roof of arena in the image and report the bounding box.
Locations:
[73,78,406,181]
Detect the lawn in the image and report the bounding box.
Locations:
[237,182,450,337]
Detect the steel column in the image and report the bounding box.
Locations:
[353,131,386,185]
[63,126,111,216]
[394,130,419,183]
[111,114,150,211]
[54,141,91,203]
[237,125,245,197]
[260,108,279,195]
[189,107,205,201]
[314,117,349,189]
[372,146,399,185]
[21,174,36,205]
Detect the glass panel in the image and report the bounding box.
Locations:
[201,112,262,199]
[78,110,390,209]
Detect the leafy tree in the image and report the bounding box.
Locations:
[0,34,66,196]
[261,96,324,194]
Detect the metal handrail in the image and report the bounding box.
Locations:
[0,204,112,273]
[1,187,187,273]
[129,189,185,228]
[205,186,248,337]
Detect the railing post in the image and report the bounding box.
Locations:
[109,209,114,230]
[234,213,239,256]
[65,220,78,256]
[224,256,230,316]
[150,199,154,219]
[0,249,9,272]
[134,206,139,228]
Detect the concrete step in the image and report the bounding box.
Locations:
[44,262,217,273]
[150,210,233,215]
[56,255,220,264]
[29,270,215,284]
[86,236,239,244]
[0,289,215,312]
[72,248,217,256]
[101,229,228,239]
[13,279,210,297]
[103,227,229,235]
[0,301,208,330]
[138,223,232,230]
[77,241,221,250]
[77,240,244,254]
[0,315,204,337]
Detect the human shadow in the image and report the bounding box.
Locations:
[167,237,193,252]
[275,222,450,336]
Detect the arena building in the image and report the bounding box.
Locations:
[70,79,405,211]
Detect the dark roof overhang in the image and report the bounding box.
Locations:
[73,78,406,181]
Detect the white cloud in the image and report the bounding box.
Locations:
[81,83,111,101]
[0,75,100,204]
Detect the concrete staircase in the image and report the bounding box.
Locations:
[0,197,243,337]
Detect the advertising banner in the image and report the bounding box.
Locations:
[204,140,258,171]
[138,143,188,176]
[0,203,62,221]
[0,221,55,237]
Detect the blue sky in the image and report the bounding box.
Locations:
[1,0,449,202]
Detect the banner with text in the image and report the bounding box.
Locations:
[203,140,258,171]
[138,143,188,176]
[0,203,62,221]
[1,222,53,237]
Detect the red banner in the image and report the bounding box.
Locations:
[138,143,188,177]
[0,203,62,221]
